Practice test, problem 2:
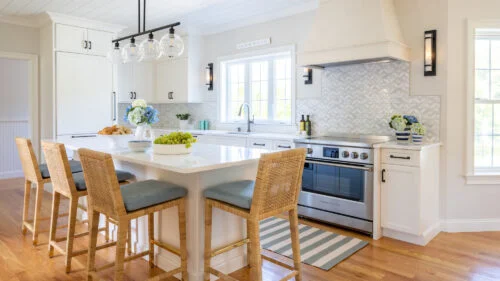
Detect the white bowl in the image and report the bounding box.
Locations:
[128,140,152,152]
[98,135,134,149]
[153,144,192,155]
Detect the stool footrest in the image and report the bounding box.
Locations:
[95,250,149,272]
[146,267,182,281]
[211,238,249,257]
[151,240,180,257]
[209,268,239,281]
[261,253,296,271]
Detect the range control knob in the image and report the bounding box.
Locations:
[307,148,313,154]
[342,151,350,158]
[351,152,359,159]
[360,152,369,160]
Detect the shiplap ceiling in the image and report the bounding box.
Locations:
[0,0,318,34]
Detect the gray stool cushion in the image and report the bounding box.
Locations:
[120,180,187,212]
[40,160,82,179]
[203,180,255,209]
[73,170,135,191]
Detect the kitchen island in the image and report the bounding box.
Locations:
[54,135,268,281]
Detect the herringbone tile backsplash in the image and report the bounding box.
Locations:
[119,60,440,141]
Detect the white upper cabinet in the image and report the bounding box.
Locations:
[115,62,154,103]
[87,29,114,56]
[155,36,203,103]
[55,24,113,56]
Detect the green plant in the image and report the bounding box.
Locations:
[176,113,191,120]
[411,123,426,136]
[153,132,197,148]
[389,114,408,131]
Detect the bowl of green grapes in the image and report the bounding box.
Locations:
[153,132,197,155]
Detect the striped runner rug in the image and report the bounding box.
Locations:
[260,217,369,271]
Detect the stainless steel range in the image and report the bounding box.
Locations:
[294,134,390,235]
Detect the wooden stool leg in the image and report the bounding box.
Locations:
[148,213,154,268]
[178,199,188,281]
[114,219,128,281]
[48,192,61,257]
[22,180,31,234]
[104,215,110,242]
[87,209,100,281]
[289,207,302,281]
[127,220,132,255]
[246,219,252,271]
[32,181,44,246]
[203,200,212,281]
[248,219,263,281]
[65,198,78,273]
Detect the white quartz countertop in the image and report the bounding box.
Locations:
[373,141,442,151]
[153,129,301,141]
[51,135,269,174]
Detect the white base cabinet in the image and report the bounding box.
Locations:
[379,144,440,246]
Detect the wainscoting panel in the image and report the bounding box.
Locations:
[0,121,29,179]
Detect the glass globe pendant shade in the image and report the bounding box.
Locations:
[139,33,161,62]
[106,42,122,64]
[160,27,184,59]
[122,37,140,63]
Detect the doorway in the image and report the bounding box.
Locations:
[0,52,38,179]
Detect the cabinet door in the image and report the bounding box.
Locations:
[133,62,154,102]
[115,63,135,102]
[56,53,113,135]
[156,58,188,103]
[381,164,421,235]
[87,29,114,56]
[55,24,86,54]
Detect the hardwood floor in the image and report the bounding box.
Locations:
[1,177,499,281]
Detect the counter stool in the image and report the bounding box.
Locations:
[42,142,136,273]
[78,148,189,281]
[203,148,306,281]
[15,138,84,246]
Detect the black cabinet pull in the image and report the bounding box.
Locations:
[130,92,134,99]
[134,92,137,99]
[390,155,411,160]
[253,143,266,147]
[88,41,92,50]
[83,40,88,49]
[381,169,386,183]
[168,92,174,100]
[277,145,291,149]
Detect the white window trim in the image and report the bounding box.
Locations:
[466,19,500,184]
[216,45,296,126]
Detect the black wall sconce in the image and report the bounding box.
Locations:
[303,67,313,84]
[424,30,437,76]
[205,63,213,91]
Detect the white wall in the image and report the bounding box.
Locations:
[0,22,39,54]
[444,0,500,228]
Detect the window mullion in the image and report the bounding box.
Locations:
[268,59,274,121]
[245,62,250,109]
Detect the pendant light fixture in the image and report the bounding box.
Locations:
[107,0,184,64]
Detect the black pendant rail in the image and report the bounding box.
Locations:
[112,0,180,44]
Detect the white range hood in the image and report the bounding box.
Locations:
[298,0,410,67]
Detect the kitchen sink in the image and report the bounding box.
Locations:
[227,132,252,135]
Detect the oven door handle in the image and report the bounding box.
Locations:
[305,160,373,172]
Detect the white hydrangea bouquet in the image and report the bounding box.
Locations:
[124,99,159,139]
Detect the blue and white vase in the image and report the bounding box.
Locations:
[395,131,410,144]
[412,134,423,143]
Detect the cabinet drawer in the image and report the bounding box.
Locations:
[247,138,273,149]
[381,149,420,167]
[272,140,294,150]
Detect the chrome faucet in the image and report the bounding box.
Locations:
[238,103,254,132]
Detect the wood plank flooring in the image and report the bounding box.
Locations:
[1,177,499,281]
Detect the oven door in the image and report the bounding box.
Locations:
[299,159,373,221]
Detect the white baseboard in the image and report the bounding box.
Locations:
[441,218,500,233]
[382,222,441,246]
[0,170,23,179]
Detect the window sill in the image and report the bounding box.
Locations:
[465,173,500,185]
